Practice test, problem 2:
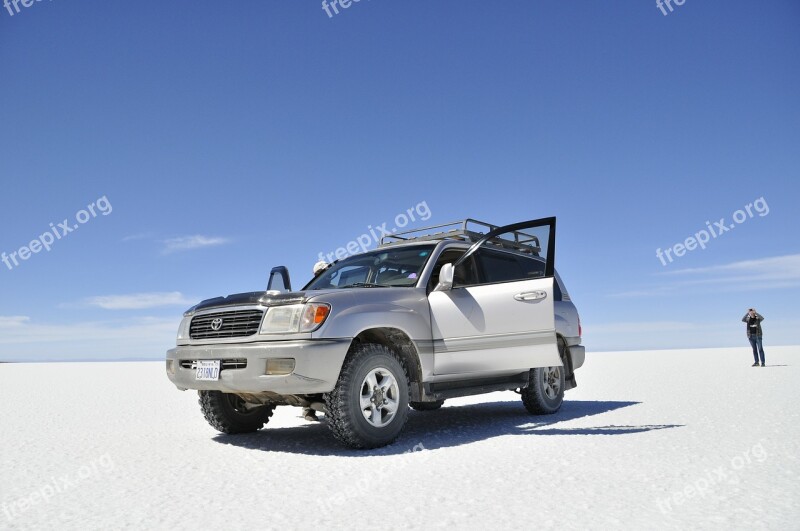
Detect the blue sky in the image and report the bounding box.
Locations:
[0,0,798,360]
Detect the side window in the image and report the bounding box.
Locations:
[477,249,526,283]
[453,256,479,288]
[517,255,546,279]
[428,249,479,290]
[476,249,552,285]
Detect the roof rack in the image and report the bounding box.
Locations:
[380,218,541,255]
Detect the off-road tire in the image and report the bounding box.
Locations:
[521,339,567,415]
[324,343,410,449]
[410,399,445,411]
[198,390,276,434]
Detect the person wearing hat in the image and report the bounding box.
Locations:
[742,308,765,367]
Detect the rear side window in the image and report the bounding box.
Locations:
[517,255,546,279]
[476,249,553,285]
[477,250,524,283]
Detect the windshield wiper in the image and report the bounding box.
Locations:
[345,282,388,288]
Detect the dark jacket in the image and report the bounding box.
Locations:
[742,312,764,338]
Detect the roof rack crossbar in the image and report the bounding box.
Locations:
[380,218,541,255]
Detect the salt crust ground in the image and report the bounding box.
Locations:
[1,346,797,530]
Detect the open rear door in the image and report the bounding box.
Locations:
[428,217,560,376]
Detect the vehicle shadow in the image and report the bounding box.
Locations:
[212,399,683,457]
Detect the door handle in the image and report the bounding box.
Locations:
[514,290,547,301]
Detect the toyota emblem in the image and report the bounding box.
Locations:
[210,318,223,331]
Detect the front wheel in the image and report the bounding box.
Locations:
[198,391,276,434]
[324,343,410,449]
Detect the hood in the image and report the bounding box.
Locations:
[191,291,266,312]
[188,286,400,313]
[190,290,316,312]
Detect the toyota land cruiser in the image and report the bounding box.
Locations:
[166,217,585,449]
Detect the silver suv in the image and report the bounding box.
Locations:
[166,217,585,449]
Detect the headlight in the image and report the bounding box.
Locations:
[176,315,192,341]
[300,303,331,332]
[260,303,330,334]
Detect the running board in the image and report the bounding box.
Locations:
[425,372,530,401]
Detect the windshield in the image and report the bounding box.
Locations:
[304,245,436,290]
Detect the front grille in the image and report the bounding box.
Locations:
[180,359,248,370]
[190,309,264,339]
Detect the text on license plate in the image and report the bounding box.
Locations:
[195,360,220,381]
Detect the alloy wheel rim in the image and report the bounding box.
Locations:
[542,367,562,400]
[360,367,400,428]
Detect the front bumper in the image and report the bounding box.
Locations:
[166,338,351,395]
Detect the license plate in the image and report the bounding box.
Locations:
[195,360,220,381]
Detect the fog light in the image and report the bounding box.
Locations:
[265,358,295,375]
[166,360,175,375]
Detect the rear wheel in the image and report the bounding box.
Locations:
[521,339,567,414]
[521,365,565,414]
[198,391,276,434]
[325,343,410,449]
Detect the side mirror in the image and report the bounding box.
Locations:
[434,263,454,292]
[267,266,292,292]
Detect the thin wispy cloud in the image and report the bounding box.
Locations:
[662,254,800,281]
[0,316,31,327]
[121,232,153,242]
[0,316,179,361]
[585,317,800,351]
[589,321,706,334]
[83,292,193,310]
[613,254,800,298]
[0,316,177,342]
[162,235,229,254]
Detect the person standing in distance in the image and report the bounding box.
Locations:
[742,308,765,367]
